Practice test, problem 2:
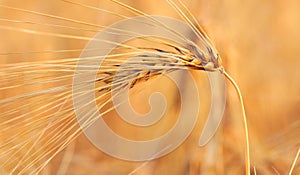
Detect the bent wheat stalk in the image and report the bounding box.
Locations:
[223,70,250,175]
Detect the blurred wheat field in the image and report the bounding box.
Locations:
[0,0,300,174]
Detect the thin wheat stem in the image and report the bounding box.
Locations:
[223,70,251,175]
[253,166,257,175]
[288,147,300,175]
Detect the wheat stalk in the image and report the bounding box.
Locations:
[223,70,250,175]
[289,148,300,175]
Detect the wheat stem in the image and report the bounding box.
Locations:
[288,147,300,175]
[223,70,251,175]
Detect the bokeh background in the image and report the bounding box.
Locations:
[0,0,299,174]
